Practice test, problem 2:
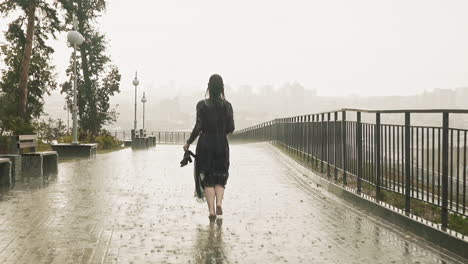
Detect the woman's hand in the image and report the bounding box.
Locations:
[183,143,190,152]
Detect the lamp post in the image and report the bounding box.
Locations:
[141,92,147,129]
[51,17,96,158]
[133,72,139,131]
[67,15,84,144]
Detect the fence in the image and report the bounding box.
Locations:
[109,130,191,145]
[152,131,191,144]
[230,108,468,230]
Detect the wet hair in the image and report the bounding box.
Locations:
[206,74,225,100]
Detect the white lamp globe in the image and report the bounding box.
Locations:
[133,77,139,86]
[77,33,84,45]
[67,31,84,45]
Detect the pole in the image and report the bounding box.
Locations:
[342,111,347,185]
[375,112,381,201]
[441,112,449,230]
[404,112,411,213]
[356,111,362,193]
[134,76,137,132]
[72,43,78,144]
[143,101,145,129]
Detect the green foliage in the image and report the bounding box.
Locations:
[58,134,73,144]
[94,133,121,150]
[57,131,122,150]
[0,0,61,134]
[61,0,121,136]
[449,214,468,236]
[33,117,68,143]
[0,93,34,135]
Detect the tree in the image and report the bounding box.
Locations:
[61,0,121,137]
[0,0,61,134]
[34,117,67,143]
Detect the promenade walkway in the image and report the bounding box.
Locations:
[0,143,465,263]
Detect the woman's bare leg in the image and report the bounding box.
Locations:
[214,185,225,208]
[205,187,216,216]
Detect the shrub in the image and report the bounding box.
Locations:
[95,133,121,150]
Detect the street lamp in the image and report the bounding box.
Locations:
[67,15,84,144]
[133,72,139,131]
[141,92,147,129]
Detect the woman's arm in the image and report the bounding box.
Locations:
[226,103,235,134]
[186,101,203,145]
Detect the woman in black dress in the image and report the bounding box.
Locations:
[183,74,235,219]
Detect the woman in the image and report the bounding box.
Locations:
[183,74,235,220]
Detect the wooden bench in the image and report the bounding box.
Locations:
[0,158,12,187]
[16,135,58,178]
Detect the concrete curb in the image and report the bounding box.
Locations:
[268,144,468,260]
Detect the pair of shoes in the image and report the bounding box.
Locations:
[216,206,223,216]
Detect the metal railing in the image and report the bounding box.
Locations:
[109,130,191,145]
[152,131,191,144]
[230,108,468,230]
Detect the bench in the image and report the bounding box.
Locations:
[0,158,12,187]
[16,135,58,178]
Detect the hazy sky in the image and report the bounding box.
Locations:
[2,0,468,98]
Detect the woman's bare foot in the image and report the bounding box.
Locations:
[209,207,216,217]
[208,214,217,221]
[216,205,223,216]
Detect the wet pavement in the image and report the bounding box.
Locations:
[0,143,465,263]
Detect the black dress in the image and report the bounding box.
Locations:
[186,99,235,199]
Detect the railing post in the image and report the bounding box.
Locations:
[298,116,302,159]
[342,111,347,185]
[288,118,292,151]
[404,112,411,213]
[289,117,295,154]
[297,116,304,160]
[312,115,316,167]
[375,112,382,201]
[306,115,310,165]
[321,113,325,173]
[327,112,331,178]
[316,114,320,169]
[357,111,362,193]
[303,116,307,161]
[296,117,300,157]
[334,111,338,181]
[441,112,449,230]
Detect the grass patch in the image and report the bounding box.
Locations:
[37,141,52,152]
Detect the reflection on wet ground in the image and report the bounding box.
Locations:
[0,143,465,263]
[193,219,226,263]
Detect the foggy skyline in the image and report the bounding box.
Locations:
[1,0,468,106]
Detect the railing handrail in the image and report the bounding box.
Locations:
[234,108,468,134]
[280,108,468,117]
